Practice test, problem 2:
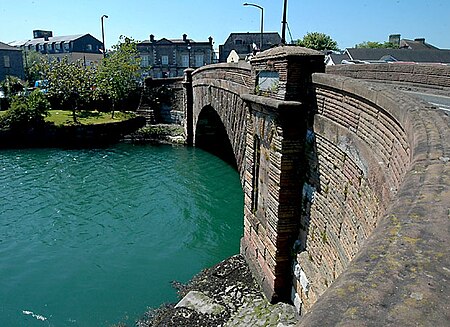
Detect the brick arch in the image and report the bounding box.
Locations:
[191,63,252,181]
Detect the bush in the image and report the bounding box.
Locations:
[0,90,50,129]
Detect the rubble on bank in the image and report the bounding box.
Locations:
[136,255,298,327]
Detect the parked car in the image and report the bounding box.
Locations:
[34,80,49,93]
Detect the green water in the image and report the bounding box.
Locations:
[0,144,244,326]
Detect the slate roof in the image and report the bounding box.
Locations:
[0,41,21,51]
[9,34,89,47]
[345,48,450,64]
[327,53,350,65]
[223,32,281,47]
[400,39,439,50]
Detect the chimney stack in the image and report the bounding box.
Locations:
[389,34,401,46]
[414,38,426,44]
[150,34,155,42]
[208,36,213,45]
[183,34,187,42]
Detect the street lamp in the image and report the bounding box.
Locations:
[187,44,192,68]
[243,3,264,51]
[101,14,108,57]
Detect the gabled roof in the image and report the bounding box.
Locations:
[345,48,450,64]
[327,53,350,65]
[0,41,21,51]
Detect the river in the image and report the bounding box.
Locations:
[0,144,243,326]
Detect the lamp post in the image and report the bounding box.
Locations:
[101,14,108,57]
[187,44,192,68]
[243,3,264,51]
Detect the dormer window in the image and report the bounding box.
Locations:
[235,39,243,45]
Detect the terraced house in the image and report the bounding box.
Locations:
[137,34,214,78]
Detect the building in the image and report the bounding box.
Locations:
[219,32,281,63]
[326,34,450,65]
[0,41,24,81]
[9,30,103,66]
[137,34,214,78]
[226,49,248,63]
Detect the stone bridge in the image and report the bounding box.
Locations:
[182,47,449,326]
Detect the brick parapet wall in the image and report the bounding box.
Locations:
[326,63,450,89]
[295,73,450,325]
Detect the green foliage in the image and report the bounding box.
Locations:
[0,90,50,129]
[355,41,399,49]
[95,36,141,118]
[25,36,141,122]
[24,51,47,83]
[297,32,339,51]
[38,57,96,122]
[0,75,26,99]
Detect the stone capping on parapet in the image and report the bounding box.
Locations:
[192,61,251,75]
[241,93,302,110]
[251,45,323,61]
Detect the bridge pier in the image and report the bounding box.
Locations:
[240,47,324,303]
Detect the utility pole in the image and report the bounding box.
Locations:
[281,0,288,44]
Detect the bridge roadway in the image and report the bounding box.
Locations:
[405,90,450,114]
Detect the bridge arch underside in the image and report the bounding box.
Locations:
[192,83,249,182]
[195,106,237,169]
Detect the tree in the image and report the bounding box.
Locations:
[297,32,339,51]
[0,90,50,129]
[95,36,141,118]
[355,41,399,49]
[0,75,25,98]
[40,57,96,123]
[23,50,46,84]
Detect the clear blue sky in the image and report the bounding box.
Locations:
[1,0,449,50]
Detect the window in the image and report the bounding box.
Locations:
[195,54,204,67]
[55,43,61,51]
[63,42,70,51]
[235,39,243,45]
[46,43,52,52]
[3,55,10,68]
[181,54,189,67]
[86,44,92,51]
[161,55,169,65]
[141,55,149,67]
